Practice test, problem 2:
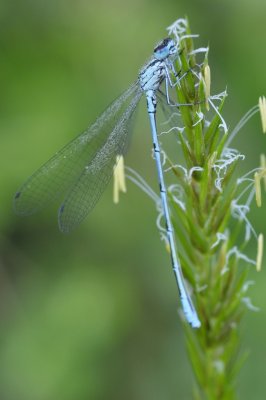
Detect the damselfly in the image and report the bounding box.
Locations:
[14,37,201,328]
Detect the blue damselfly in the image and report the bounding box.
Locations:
[14,37,201,328]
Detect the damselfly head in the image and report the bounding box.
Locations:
[154,38,177,60]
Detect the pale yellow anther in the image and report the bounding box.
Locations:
[113,155,126,204]
[260,154,266,191]
[165,241,171,254]
[208,151,217,173]
[259,96,266,133]
[219,239,228,269]
[203,64,211,110]
[254,172,262,207]
[256,233,264,272]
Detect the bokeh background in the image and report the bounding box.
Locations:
[1,0,266,399]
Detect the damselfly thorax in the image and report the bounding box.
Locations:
[139,37,177,93]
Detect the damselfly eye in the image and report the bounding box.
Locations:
[154,38,177,60]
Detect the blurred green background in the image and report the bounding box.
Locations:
[1,0,266,399]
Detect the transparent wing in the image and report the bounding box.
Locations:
[59,88,142,233]
[157,90,182,124]
[14,82,142,230]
